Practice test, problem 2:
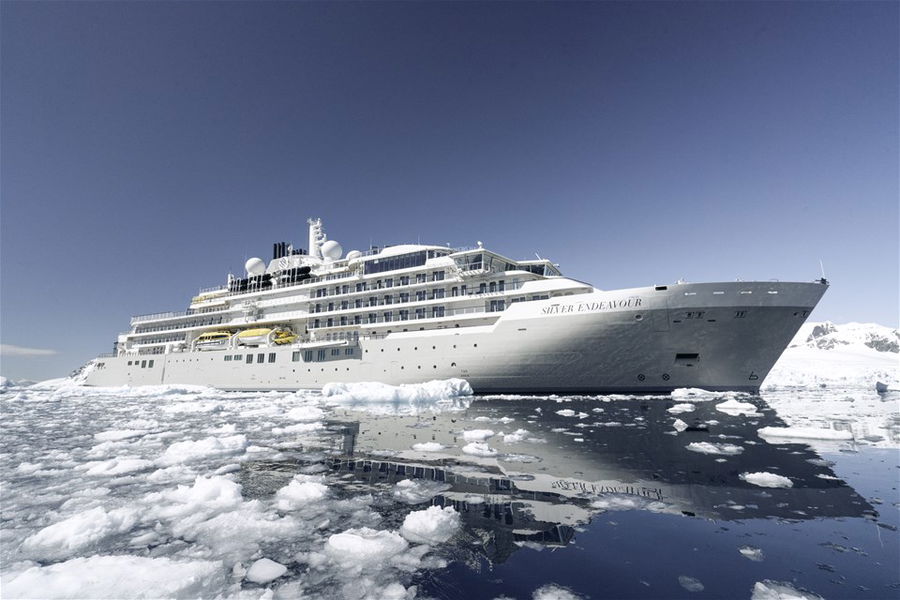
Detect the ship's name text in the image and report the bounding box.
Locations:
[541,297,642,315]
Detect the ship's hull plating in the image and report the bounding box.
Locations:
[84,281,827,393]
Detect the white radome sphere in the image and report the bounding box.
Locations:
[245,257,266,276]
[345,250,362,261]
[321,240,343,260]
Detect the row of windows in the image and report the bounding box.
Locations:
[127,359,155,368]
[289,347,356,362]
[224,353,277,363]
[312,307,447,329]
[315,271,447,298]
[313,281,511,313]
[135,316,224,334]
[135,333,187,345]
[221,348,358,364]
[363,250,429,275]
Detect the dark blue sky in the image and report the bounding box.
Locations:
[2,2,897,380]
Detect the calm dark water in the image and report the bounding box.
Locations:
[244,394,899,599]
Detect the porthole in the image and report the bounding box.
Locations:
[451,362,456,367]
[474,343,478,348]
[637,373,645,381]
[432,346,436,350]
[417,366,421,369]
[662,373,670,381]
[634,314,643,321]
[433,365,437,369]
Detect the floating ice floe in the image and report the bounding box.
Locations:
[502,428,534,443]
[667,403,695,415]
[532,583,583,600]
[325,527,409,567]
[740,472,793,488]
[757,427,853,441]
[715,399,761,417]
[399,506,460,544]
[22,506,139,560]
[158,434,248,466]
[461,429,495,441]
[274,475,329,510]
[739,545,765,561]
[672,419,688,432]
[686,442,744,456]
[411,442,446,452]
[461,442,498,457]
[2,555,225,599]
[93,429,148,442]
[286,405,326,422]
[678,575,705,592]
[245,557,287,584]
[751,579,823,600]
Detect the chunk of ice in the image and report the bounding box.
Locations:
[2,555,224,599]
[245,558,287,584]
[399,506,460,544]
[740,472,793,488]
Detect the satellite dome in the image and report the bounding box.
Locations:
[321,240,343,260]
[245,257,266,276]
[345,250,362,261]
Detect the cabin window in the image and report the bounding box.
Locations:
[400,276,410,285]
[127,361,132,366]
[317,350,326,361]
[292,351,301,362]
[416,273,427,283]
[341,301,349,310]
[433,288,445,299]
[432,306,445,318]
[384,311,393,322]
[141,360,147,368]
[432,271,445,281]
[498,280,505,291]
[225,355,232,362]
[354,315,361,324]
[384,295,393,304]
[416,291,426,301]
[268,353,276,363]
[345,348,354,355]
[340,316,348,325]
[326,318,334,327]
[399,310,409,321]
[257,353,264,363]
[148,360,154,368]
[451,287,458,297]
[246,355,253,364]
[331,348,340,356]
[355,299,362,308]
[400,292,409,303]
[304,350,313,362]
[385,278,393,288]
[479,283,487,293]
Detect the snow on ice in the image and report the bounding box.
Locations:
[740,472,793,489]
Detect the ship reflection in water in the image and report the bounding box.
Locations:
[242,395,894,598]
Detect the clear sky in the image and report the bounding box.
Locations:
[2,1,897,381]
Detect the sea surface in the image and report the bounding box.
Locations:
[1,380,897,599]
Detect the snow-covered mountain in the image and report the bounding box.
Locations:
[790,321,899,353]
[767,322,898,391]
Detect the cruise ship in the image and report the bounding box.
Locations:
[83,218,828,393]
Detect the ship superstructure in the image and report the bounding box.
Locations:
[84,218,827,392]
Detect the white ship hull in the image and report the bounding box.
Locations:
[85,280,826,393]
